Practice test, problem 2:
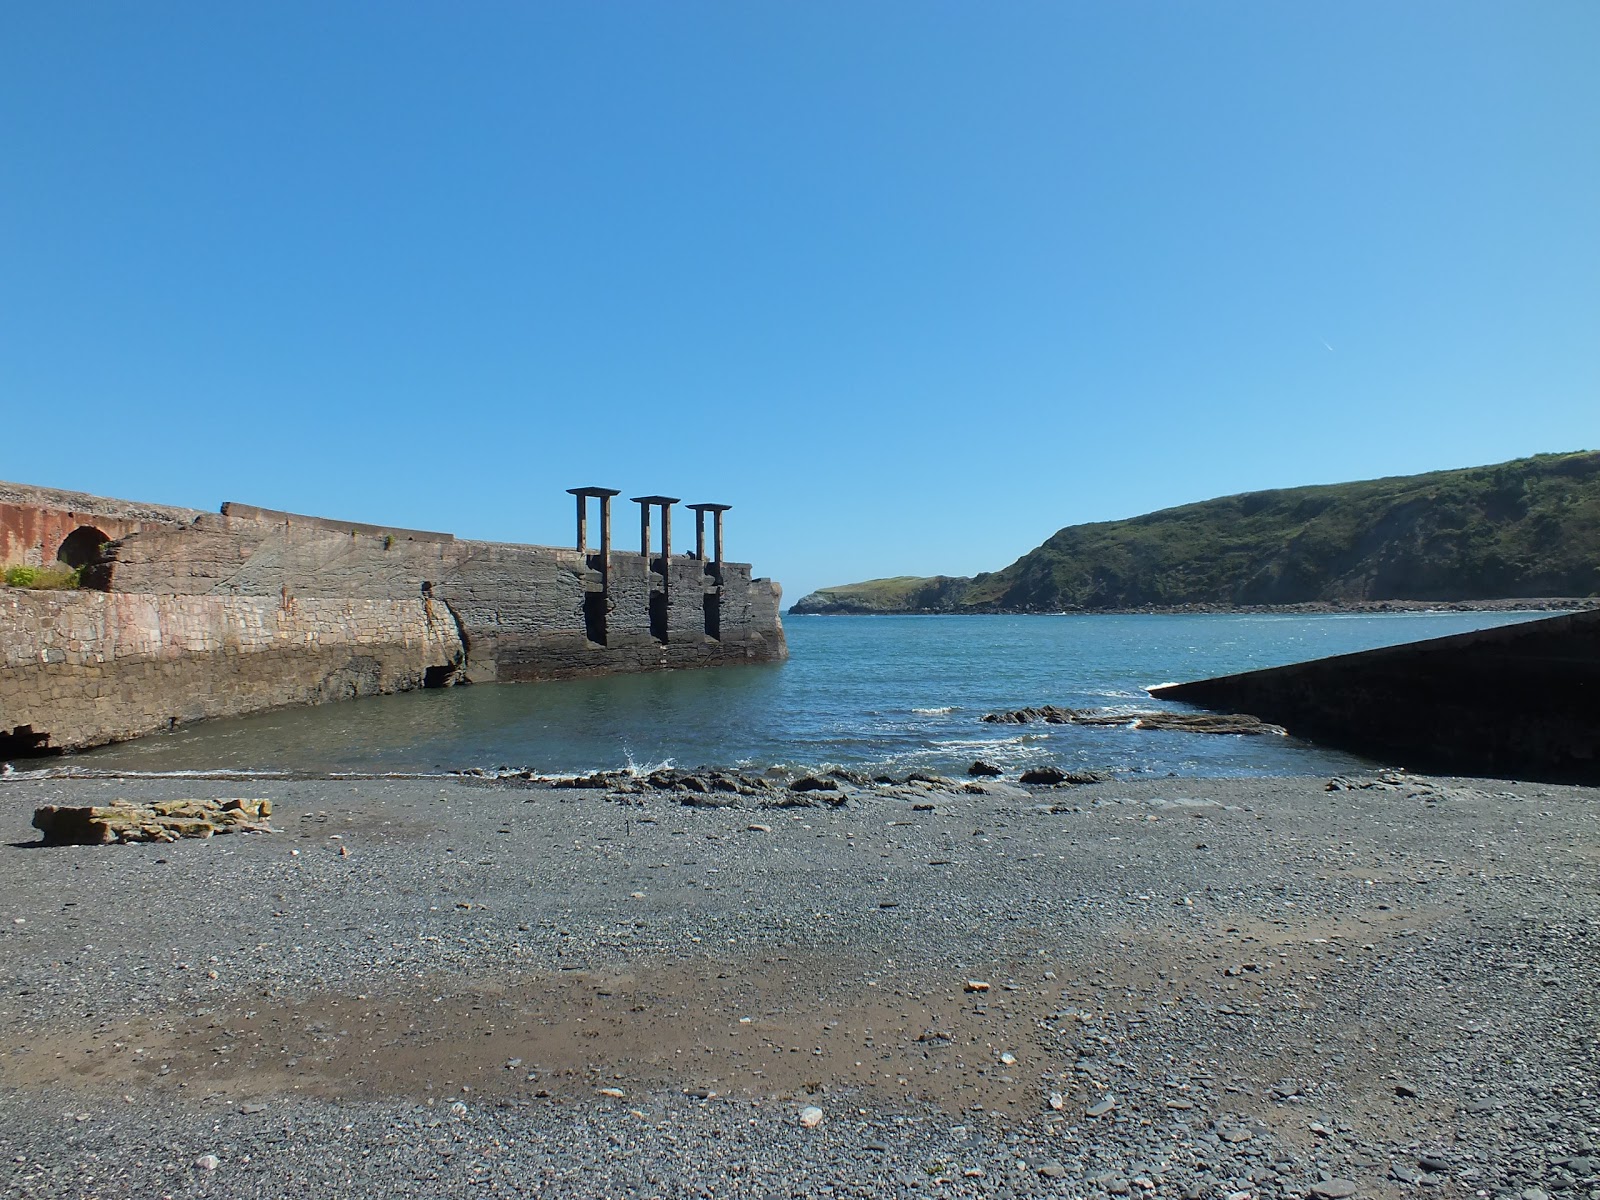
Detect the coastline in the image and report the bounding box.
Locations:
[3,770,1595,1196]
[788,596,1600,617]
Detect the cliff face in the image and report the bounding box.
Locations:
[791,451,1600,614]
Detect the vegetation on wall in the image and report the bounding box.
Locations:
[3,564,83,590]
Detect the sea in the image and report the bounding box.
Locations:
[64,610,1550,780]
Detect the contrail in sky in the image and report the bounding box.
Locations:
[1321,339,1335,352]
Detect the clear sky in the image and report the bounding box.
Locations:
[3,4,1596,604]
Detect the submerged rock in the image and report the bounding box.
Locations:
[981,705,1282,736]
[981,705,1081,725]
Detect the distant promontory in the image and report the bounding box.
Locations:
[791,451,1600,615]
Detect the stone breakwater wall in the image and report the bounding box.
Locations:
[0,590,463,754]
[1150,608,1600,783]
[1,483,785,756]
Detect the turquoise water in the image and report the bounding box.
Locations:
[75,611,1546,778]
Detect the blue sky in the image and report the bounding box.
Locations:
[3,4,1596,604]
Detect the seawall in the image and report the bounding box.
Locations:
[1150,609,1600,783]
[0,590,463,755]
[1,483,785,757]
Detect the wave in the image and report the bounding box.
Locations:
[911,706,959,715]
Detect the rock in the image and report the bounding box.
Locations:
[1048,1093,1065,1111]
[798,1106,824,1129]
[194,1154,220,1171]
[1394,1081,1420,1098]
[1038,1161,1067,1179]
[1417,1155,1450,1174]
[1020,767,1069,785]
[1310,1182,1360,1199]
[1020,766,1107,786]
[33,798,273,845]
[746,823,771,833]
[964,980,991,993]
[678,792,740,809]
[826,768,872,786]
[598,1087,625,1099]
[980,706,1080,725]
[1087,1096,1116,1117]
[967,760,1004,777]
[790,777,839,793]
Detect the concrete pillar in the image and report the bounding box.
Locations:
[567,487,620,580]
[688,504,731,571]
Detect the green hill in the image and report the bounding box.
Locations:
[791,451,1600,614]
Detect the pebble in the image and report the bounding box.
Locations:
[1310,1181,1360,1199]
[1087,1096,1117,1117]
[798,1106,824,1129]
[964,980,991,993]
[194,1154,220,1171]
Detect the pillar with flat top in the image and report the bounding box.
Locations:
[687,503,731,567]
[568,487,620,645]
[631,495,680,642]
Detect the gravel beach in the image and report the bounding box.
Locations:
[1,769,1595,1199]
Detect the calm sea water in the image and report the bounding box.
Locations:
[68,611,1548,779]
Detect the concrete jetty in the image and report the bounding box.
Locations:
[1150,609,1600,782]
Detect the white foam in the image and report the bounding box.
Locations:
[911,706,959,715]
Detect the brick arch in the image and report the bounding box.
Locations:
[56,525,112,570]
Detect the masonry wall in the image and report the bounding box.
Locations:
[0,482,203,569]
[0,590,464,755]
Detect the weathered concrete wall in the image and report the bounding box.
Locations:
[1150,610,1600,783]
[0,486,786,755]
[0,590,464,756]
[98,511,785,684]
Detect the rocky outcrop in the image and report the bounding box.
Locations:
[32,797,273,844]
[979,706,1283,735]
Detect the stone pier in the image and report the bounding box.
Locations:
[1,481,786,757]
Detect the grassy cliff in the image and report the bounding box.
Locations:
[791,451,1600,614]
